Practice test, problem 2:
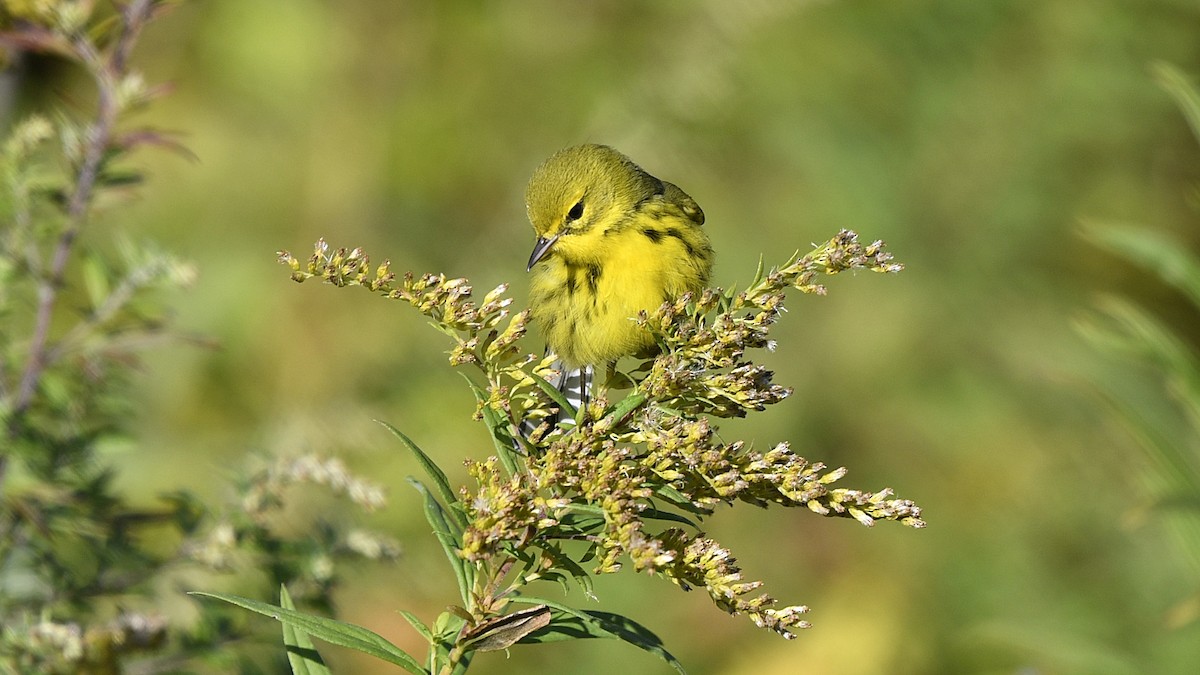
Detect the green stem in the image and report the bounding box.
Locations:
[5,0,154,443]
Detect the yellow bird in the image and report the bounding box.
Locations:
[525,144,713,403]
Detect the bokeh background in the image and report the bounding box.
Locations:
[13,0,1200,672]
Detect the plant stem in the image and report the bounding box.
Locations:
[5,0,152,433]
[1,0,155,498]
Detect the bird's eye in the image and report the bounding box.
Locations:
[567,200,584,221]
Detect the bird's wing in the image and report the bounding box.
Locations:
[661,180,705,226]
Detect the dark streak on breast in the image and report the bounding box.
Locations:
[542,286,563,303]
[665,227,697,258]
[565,267,578,296]
[586,263,602,298]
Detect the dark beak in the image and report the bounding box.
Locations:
[527,234,559,271]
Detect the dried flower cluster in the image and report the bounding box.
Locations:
[180,450,401,620]
[240,453,390,516]
[0,612,167,674]
[640,230,902,417]
[278,229,923,640]
[280,241,558,427]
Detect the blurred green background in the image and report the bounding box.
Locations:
[16,0,1200,672]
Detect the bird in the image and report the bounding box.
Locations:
[524,144,713,417]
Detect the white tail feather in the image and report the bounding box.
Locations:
[555,362,593,418]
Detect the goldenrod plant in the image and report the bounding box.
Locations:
[205,232,924,674]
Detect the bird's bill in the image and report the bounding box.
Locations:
[527,234,560,271]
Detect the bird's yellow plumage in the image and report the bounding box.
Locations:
[525,145,713,368]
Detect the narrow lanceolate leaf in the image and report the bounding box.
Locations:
[604,392,647,425]
[408,478,473,607]
[1079,295,1200,434]
[191,592,427,674]
[280,585,331,675]
[467,379,521,475]
[558,503,606,519]
[1085,377,1200,496]
[81,255,110,310]
[397,610,434,643]
[96,169,145,188]
[1153,61,1200,146]
[536,544,595,597]
[459,605,553,652]
[510,597,686,674]
[640,506,699,529]
[524,365,578,417]
[653,484,712,515]
[1080,221,1200,308]
[552,511,606,537]
[378,419,467,529]
[748,253,766,290]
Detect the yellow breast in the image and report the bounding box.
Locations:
[529,209,712,367]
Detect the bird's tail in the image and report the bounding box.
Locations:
[554,362,593,420]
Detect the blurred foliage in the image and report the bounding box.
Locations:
[3,0,1200,674]
[0,3,397,673]
[1076,62,1200,632]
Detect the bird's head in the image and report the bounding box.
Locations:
[524,144,659,270]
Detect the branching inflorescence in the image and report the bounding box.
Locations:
[278,230,923,644]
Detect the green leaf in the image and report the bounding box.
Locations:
[96,168,144,188]
[467,379,521,475]
[652,484,712,515]
[1080,221,1200,308]
[534,543,595,597]
[510,597,686,674]
[433,610,469,640]
[460,605,553,652]
[523,365,579,417]
[192,592,427,674]
[553,505,606,534]
[398,610,434,643]
[579,542,599,564]
[1082,296,1196,371]
[603,392,647,425]
[641,506,699,529]
[378,419,467,529]
[559,503,606,518]
[748,253,766,289]
[1085,376,1200,497]
[280,585,331,675]
[1150,493,1200,514]
[1152,62,1200,146]
[408,477,473,607]
[1077,295,1200,435]
[81,254,110,310]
